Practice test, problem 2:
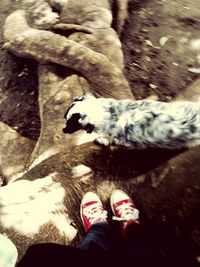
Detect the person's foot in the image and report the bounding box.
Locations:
[80,192,108,232]
[110,189,140,233]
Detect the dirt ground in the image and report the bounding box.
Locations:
[122,0,200,101]
[0,0,40,140]
[0,0,200,263]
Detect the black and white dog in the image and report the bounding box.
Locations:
[63,94,200,149]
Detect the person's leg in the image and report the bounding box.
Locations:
[124,222,156,256]
[79,222,111,251]
[79,192,111,252]
[110,189,157,256]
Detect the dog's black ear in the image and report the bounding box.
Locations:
[63,113,82,134]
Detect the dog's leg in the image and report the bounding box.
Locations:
[94,135,122,147]
[94,135,114,146]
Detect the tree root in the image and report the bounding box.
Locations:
[4,10,134,100]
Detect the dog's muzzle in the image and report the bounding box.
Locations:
[63,113,82,134]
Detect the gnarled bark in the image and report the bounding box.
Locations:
[0,0,134,260]
[4,9,133,101]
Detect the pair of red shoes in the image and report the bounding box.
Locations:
[80,190,140,233]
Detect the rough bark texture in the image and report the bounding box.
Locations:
[0,122,35,182]
[0,0,134,260]
[4,9,133,100]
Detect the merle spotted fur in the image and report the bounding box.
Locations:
[63,94,200,149]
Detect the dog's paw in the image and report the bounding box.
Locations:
[94,136,112,146]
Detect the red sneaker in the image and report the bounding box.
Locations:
[110,190,140,233]
[80,192,108,232]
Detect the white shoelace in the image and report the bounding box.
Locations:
[83,203,107,224]
[112,202,139,222]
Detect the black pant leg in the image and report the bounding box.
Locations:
[124,223,157,256]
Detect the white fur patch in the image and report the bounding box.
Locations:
[76,131,98,146]
[66,96,108,126]
[117,114,127,128]
[95,135,112,146]
[0,173,77,240]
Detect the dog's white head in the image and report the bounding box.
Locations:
[63,94,99,134]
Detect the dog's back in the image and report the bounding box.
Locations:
[63,94,200,149]
[122,100,200,149]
